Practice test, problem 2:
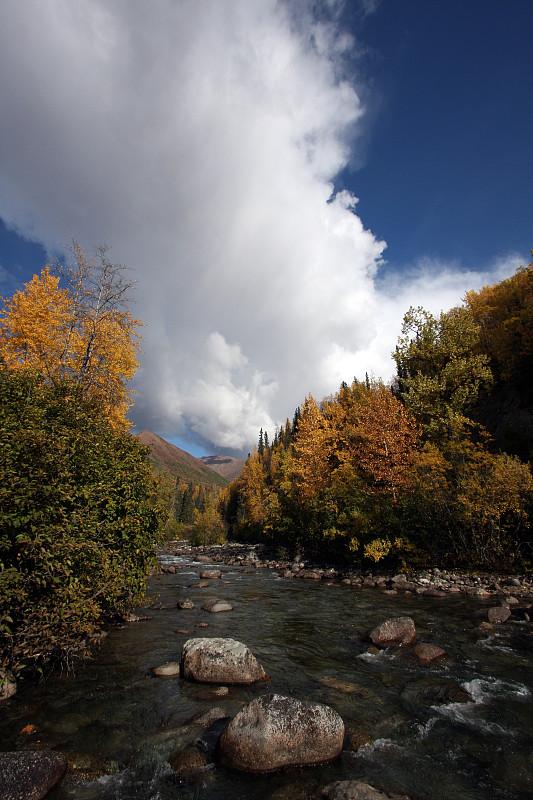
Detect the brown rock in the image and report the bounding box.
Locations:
[200,570,222,579]
[169,746,208,773]
[488,606,512,624]
[181,637,266,684]
[201,598,233,613]
[152,661,181,677]
[322,780,392,800]
[177,599,195,609]
[344,726,372,751]
[368,617,416,647]
[218,694,344,772]
[0,751,67,800]
[421,588,447,597]
[412,643,447,665]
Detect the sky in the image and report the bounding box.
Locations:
[0,0,531,458]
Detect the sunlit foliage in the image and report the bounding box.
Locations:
[0,240,142,428]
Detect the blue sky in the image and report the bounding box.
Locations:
[0,0,531,457]
[343,0,532,270]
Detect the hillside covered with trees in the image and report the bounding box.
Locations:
[220,259,533,571]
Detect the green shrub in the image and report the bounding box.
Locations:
[0,368,162,676]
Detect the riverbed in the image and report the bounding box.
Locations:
[1,551,532,799]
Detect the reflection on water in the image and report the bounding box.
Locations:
[1,555,532,800]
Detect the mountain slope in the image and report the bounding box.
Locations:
[200,454,244,482]
[136,430,228,490]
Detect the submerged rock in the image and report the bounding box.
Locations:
[169,746,208,774]
[181,637,266,684]
[322,780,400,800]
[368,617,416,647]
[177,599,195,610]
[401,677,472,715]
[218,693,344,772]
[0,750,67,800]
[152,661,181,677]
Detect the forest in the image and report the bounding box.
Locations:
[1,245,532,684]
[219,259,533,571]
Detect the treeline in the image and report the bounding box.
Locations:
[164,481,225,546]
[0,242,161,682]
[220,260,533,570]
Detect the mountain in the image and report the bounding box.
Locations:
[200,454,245,482]
[136,430,229,490]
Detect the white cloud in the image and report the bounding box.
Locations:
[0,1,524,455]
[351,253,526,384]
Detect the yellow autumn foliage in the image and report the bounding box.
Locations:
[0,243,142,428]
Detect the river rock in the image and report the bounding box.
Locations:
[152,661,181,677]
[488,606,512,624]
[124,612,152,622]
[421,588,447,597]
[0,750,68,800]
[344,725,372,751]
[0,670,17,700]
[401,678,472,714]
[169,745,208,774]
[188,707,228,727]
[218,694,344,772]
[181,637,266,684]
[177,598,195,610]
[200,569,222,579]
[322,780,396,800]
[412,643,447,665]
[201,598,233,613]
[190,581,210,588]
[368,617,416,647]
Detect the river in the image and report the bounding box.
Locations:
[1,551,532,799]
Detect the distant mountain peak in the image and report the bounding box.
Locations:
[200,454,244,482]
[136,430,230,489]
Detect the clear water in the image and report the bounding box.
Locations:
[1,555,532,800]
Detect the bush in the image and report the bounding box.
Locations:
[190,505,226,547]
[0,368,162,676]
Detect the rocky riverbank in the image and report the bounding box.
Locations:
[159,540,533,607]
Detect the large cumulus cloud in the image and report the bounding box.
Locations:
[0,0,517,454]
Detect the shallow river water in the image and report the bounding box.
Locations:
[1,553,532,800]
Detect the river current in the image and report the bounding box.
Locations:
[1,552,532,799]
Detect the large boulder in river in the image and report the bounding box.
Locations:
[218,694,344,772]
[0,750,67,800]
[368,617,416,647]
[181,637,266,684]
